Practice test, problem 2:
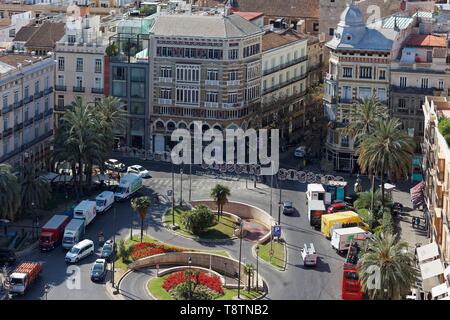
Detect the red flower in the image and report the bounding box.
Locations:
[162,271,224,294]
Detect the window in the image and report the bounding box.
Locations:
[76,76,83,88]
[358,87,372,100]
[57,75,64,86]
[359,67,372,79]
[228,49,239,60]
[379,70,386,80]
[57,95,64,108]
[243,44,260,58]
[378,88,386,102]
[342,86,352,100]
[76,58,83,72]
[95,59,102,73]
[34,81,39,94]
[227,92,238,104]
[3,115,8,130]
[58,57,65,71]
[329,28,335,36]
[398,98,407,111]
[112,67,127,97]
[206,92,218,102]
[421,78,429,89]
[207,69,219,81]
[35,100,40,116]
[68,35,76,43]
[160,88,172,99]
[313,23,319,32]
[14,91,18,104]
[3,95,7,109]
[9,28,15,38]
[44,97,49,112]
[130,101,145,115]
[342,67,353,78]
[94,77,102,89]
[228,70,238,81]
[131,68,145,82]
[131,82,145,98]
[176,65,200,83]
[24,86,29,99]
[439,80,445,90]
[400,77,407,87]
[341,135,349,147]
[176,86,199,105]
[160,66,172,78]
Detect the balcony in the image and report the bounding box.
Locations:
[73,86,85,93]
[14,101,23,109]
[34,91,43,99]
[14,122,23,132]
[158,77,173,83]
[2,104,12,114]
[2,127,12,138]
[205,80,220,86]
[158,98,173,105]
[263,73,308,95]
[24,117,33,127]
[34,112,44,122]
[223,102,243,108]
[23,96,33,104]
[204,102,219,108]
[44,87,53,95]
[44,108,53,117]
[55,85,67,91]
[390,85,440,95]
[0,129,54,163]
[338,97,353,104]
[226,80,240,86]
[263,56,308,76]
[91,88,104,94]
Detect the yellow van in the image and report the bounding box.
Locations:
[321,211,369,238]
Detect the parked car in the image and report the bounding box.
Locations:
[127,165,151,178]
[65,239,94,264]
[326,202,356,214]
[100,240,114,262]
[90,259,107,282]
[294,146,307,158]
[0,248,16,266]
[282,201,295,215]
[104,159,126,172]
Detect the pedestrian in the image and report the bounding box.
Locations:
[98,231,104,245]
[415,217,421,228]
[412,217,416,229]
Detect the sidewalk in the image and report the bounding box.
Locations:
[392,190,429,249]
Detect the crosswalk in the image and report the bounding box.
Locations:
[143,177,269,192]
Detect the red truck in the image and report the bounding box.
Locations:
[39,214,71,251]
[8,262,42,295]
[342,242,364,300]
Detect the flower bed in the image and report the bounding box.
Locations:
[162,271,224,298]
[130,242,184,261]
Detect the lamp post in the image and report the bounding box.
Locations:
[189,162,192,202]
[31,202,36,240]
[255,245,259,293]
[179,167,183,206]
[278,174,282,226]
[171,162,175,226]
[44,284,50,300]
[188,256,192,300]
[237,220,243,299]
[269,173,273,216]
[111,206,117,290]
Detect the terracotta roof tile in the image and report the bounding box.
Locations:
[13,25,38,42]
[405,34,447,48]
[24,22,65,49]
[262,29,306,51]
[233,11,264,21]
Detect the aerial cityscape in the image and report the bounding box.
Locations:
[0,0,448,303]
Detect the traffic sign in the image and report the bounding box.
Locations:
[273,225,281,238]
[167,189,173,197]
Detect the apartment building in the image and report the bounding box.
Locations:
[12,20,65,55]
[0,53,54,169]
[390,33,450,153]
[422,95,450,263]
[260,30,308,141]
[54,14,108,124]
[148,13,264,153]
[323,4,413,172]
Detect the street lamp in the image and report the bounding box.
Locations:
[171,162,175,226]
[188,256,192,300]
[237,220,244,299]
[31,202,36,240]
[189,162,192,202]
[179,167,183,206]
[111,206,117,290]
[277,174,282,226]
[255,245,259,293]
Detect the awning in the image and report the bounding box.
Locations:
[431,283,449,299]
[52,175,73,183]
[420,259,444,280]
[410,181,425,208]
[417,242,440,263]
[40,172,59,182]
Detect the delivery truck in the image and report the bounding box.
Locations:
[306,183,331,206]
[95,191,115,213]
[331,227,371,253]
[62,218,86,250]
[73,200,97,227]
[308,200,327,228]
[8,262,42,295]
[321,211,369,238]
[114,173,143,201]
[39,214,71,251]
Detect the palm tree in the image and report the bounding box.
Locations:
[244,263,255,292]
[357,119,415,204]
[20,163,51,214]
[354,191,392,215]
[341,95,389,151]
[131,196,151,242]
[210,184,230,221]
[0,164,21,221]
[358,233,419,300]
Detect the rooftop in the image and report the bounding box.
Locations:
[232,0,319,19]
[232,11,263,21]
[405,34,447,48]
[262,29,306,52]
[150,13,263,38]
[0,54,50,76]
[13,21,65,48]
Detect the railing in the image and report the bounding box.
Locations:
[13,101,23,109]
[158,77,173,83]
[14,122,23,132]
[338,97,353,104]
[2,127,12,138]
[44,87,53,95]
[55,85,67,91]
[34,112,44,122]
[91,88,104,94]
[2,104,12,114]
[73,86,85,93]
[205,80,220,86]
[204,102,219,108]
[226,80,240,86]
[23,96,33,104]
[44,108,53,117]
[263,73,308,95]
[24,117,33,127]
[158,98,172,105]
[34,91,43,99]
[223,102,243,108]
[263,56,308,76]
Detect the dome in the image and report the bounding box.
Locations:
[339,3,364,27]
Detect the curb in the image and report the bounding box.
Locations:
[115,268,134,300]
[252,241,287,272]
[146,278,158,300]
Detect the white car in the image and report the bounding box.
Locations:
[127,165,151,178]
[294,146,307,158]
[104,159,126,172]
[65,239,94,263]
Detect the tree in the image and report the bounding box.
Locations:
[131,196,151,242]
[358,233,419,300]
[357,119,415,205]
[341,95,389,152]
[244,263,255,292]
[354,191,392,218]
[20,163,51,214]
[181,205,215,235]
[210,184,230,222]
[0,164,21,221]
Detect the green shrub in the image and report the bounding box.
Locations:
[381,208,395,236]
[118,239,127,258]
[439,117,450,144]
[182,205,215,235]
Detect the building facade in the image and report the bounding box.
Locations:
[323,4,412,172]
[422,95,450,263]
[0,54,54,169]
[54,14,108,124]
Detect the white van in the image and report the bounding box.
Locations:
[331,227,371,253]
[62,219,85,249]
[65,239,94,263]
[95,191,114,213]
[114,173,143,201]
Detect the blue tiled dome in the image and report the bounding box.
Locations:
[340,3,364,27]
